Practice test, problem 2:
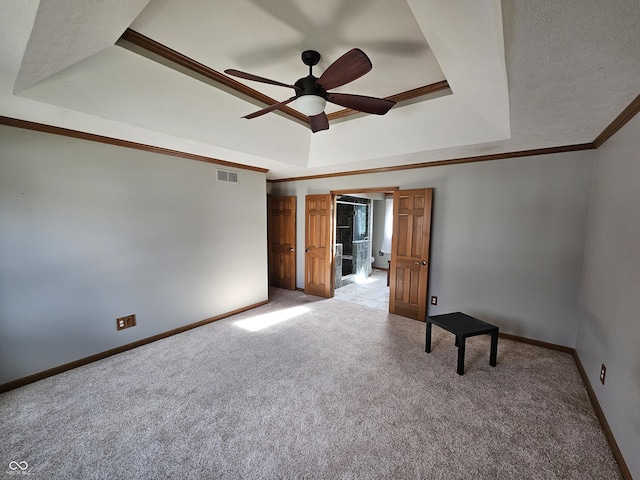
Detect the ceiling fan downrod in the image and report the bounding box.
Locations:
[296,50,325,99]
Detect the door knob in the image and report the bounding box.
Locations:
[290,248,295,252]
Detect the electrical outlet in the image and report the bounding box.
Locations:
[430,296,438,306]
[117,314,136,331]
[600,364,606,385]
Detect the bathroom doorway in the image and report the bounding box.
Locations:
[332,188,397,311]
[335,195,371,287]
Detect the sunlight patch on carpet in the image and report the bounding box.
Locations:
[234,306,311,332]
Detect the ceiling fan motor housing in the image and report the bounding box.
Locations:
[298,50,325,99]
[294,75,326,99]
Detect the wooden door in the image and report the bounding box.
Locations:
[389,188,433,321]
[304,194,333,298]
[268,195,296,290]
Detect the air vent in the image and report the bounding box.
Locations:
[217,169,238,184]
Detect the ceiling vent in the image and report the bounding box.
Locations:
[217,169,238,184]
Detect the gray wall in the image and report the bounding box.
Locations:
[2,119,637,476]
[271,150,594,347]
[576,113,640,479]
[0,125,268,385]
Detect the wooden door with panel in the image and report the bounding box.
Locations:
[389,188,433,321]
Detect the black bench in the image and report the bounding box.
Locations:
[426,312,498,375]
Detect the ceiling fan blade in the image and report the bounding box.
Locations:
[316,48,372,91]
[309,112,329,133]
[243,96,297,119]
[225,69,300,90]
[326,92,395,115]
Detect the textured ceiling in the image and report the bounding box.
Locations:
[1,0,639,179]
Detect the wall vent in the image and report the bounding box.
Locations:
[217,169,238,184]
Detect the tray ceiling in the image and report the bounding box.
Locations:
[1,0,639,179]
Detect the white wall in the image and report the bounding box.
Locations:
[0,125,268,385]
[272,150,594,346]
[576,113,640,479]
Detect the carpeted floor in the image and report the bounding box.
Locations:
[0,288,622,479]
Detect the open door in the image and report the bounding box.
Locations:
[268,195,296,290]
[304,194,333,298]
[389,188,433,321]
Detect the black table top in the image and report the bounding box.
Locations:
[427,312,498,336]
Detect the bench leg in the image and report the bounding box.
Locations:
[490,330,498,367]
[425,321,432,353]
[457,336,465,375]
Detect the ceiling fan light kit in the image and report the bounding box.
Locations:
[295,95,326,116]
[224,49,395,133]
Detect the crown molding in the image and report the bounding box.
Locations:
[0,116,269,173]
[592,92,640,148]
[327,80,450,121]
[268,143,595,183]
[268,87,640,183]
[3,77,639,183]
[119,29,449,128]
[119,29,308,124]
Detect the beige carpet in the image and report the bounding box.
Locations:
[0,288,621,479]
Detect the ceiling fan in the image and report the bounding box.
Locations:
[224,49,395,133]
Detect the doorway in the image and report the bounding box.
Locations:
[332,188,396,311]
[335,195,372,287]
[302,187,433,321]
[268,195,296,290]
